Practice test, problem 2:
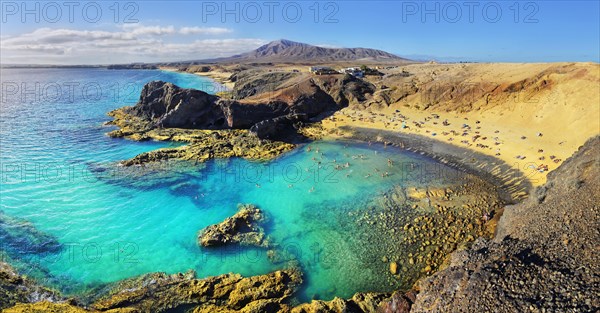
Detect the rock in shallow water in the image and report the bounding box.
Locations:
[389,262,399,275]
[198,204,269,248]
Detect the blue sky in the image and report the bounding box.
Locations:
[1,0,599,64]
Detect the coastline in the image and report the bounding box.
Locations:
[192,70,235,90]
[327,126,532,203]
[2,63,598,312]
[159,66,235,90]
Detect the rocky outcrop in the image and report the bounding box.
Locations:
[0,262,62,310]
[220,99,290,129]
[5,268,302,312]
[198,204,269,248]
[290,290,416,313]
[411,136,600,312]
[292,293,391,313]
[125,81,225,129]
[112,77,360,142]
[109,72,376,152]
[231,70,299,99]
[106,112,295,166]
[92,269,302,312]
[249,113,308,141]
[311,74,376,107]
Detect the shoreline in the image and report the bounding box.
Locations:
[158,66,235,90]
[330,126,532,203]
[192,70,235,90]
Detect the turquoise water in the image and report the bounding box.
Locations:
[1,68,459,301]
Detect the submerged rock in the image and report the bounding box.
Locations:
[198,204,269,248]
[0,211,62,256]
[389,262,398,275]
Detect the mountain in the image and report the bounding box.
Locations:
[207,39,411,64]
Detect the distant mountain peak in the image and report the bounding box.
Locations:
[217,39,410,64]
[271,39,304,46]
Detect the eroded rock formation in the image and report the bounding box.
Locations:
[2,267,303,313]
[125,81,224,129]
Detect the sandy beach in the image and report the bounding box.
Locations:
[192,70,235,90]
[159,66,235,91]
[320,62,600,187]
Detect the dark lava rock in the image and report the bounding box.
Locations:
[219,99,290,129]
[249,113,308,141]
[311,74,376,107]
[231,70,299,99]
[125,81,226,129]
[122,78,360,135]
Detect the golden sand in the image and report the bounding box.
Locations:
[322,62,600,186]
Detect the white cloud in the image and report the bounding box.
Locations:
[0,25,263,64]
[179,27,232,35]
[121,24,176,36]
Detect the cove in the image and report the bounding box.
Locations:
[0,68,495,302]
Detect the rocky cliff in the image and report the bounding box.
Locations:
[111,71,374,145]
[124,81,224,129]
[411,136,599,312]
